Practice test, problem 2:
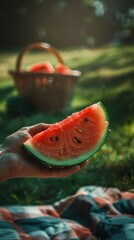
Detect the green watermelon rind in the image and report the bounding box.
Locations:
[23,102,109,167]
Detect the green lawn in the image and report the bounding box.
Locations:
[0,45,134,205]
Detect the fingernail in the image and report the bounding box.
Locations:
[75,165,81,170]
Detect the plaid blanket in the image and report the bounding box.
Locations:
[0,186,134,240]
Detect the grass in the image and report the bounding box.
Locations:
[0,44,134,205]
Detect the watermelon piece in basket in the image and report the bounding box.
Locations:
[23,102,109,167]
[29,61,54,73]
[55,63,72,74]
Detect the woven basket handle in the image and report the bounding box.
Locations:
[16,42,64,72]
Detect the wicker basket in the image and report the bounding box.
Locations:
[9,42,81,113]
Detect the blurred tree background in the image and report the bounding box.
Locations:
[0,0,134,48]
[0,0,134,205]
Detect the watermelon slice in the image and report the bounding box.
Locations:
[55,63,72,74]
[29,61,54,73]
[23,102,109,167]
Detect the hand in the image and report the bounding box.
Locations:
[0,124,89,182]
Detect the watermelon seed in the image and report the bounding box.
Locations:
[78,128,83,133]
[55,136,59,141]
[84,118,89,122]
[50,137,53,142]
[73,136,81,144]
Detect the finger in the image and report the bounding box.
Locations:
[79,160,89,169]
[22,123,51,136]
[46,165,81,178]
[59,165,81,177]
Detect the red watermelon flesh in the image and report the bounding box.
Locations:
[55,63,72,74]
[23,102,109,167]
[30,61,54,73]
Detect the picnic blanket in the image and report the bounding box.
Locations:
[0,186,134,240]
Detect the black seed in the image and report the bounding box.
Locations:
[55,136,59,141]
[74,136,81,144]
[84,117,89,122]
[50,137,53,142]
